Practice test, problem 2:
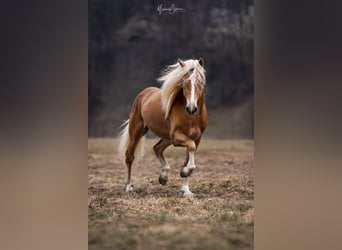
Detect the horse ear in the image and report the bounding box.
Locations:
[198,57,204,67]
[178,58,185,67]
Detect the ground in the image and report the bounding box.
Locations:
[88,138,254,250]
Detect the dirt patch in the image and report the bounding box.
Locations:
[89,139,254,250]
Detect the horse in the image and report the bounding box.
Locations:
[118,58,208,196]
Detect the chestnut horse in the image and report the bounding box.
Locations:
[118,58,207,196]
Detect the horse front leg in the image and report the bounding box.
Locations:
[181,151,196,178]
[171,132,197,196]
[181,177,192,196]
[172,132,197,177]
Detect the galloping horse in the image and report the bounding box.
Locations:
[118,58,208,196]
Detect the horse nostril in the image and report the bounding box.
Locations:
[192,107,197,114]
[186,106,197,115]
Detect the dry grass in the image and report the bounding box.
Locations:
[88,139,254,250]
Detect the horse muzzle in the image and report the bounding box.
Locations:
[186,106,197,115]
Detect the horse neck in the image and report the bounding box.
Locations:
[197,91,205,111]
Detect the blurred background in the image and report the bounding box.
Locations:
[89,0,254,138]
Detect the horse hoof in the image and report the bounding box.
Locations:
[180,168,193,178]
[181,190,194,197]
[125,184,134,192]
[180,170,187,178]
[158,175,168,185]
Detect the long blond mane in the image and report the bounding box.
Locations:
[158,59,206,119]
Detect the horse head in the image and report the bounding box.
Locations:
[178,58,205,115]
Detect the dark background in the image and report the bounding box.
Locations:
[88,0,254,138]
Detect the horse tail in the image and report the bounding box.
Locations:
[117,119,145,162]
[134,131,145,162]
[118,120,129,160]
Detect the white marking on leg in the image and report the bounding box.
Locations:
[125,183,134,192]
[161,164,171,178]
[158,155,171,178]
[182,151,196,175]
[187,151,195,170]
[181,177,193,196]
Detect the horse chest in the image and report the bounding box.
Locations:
[188,126,201,139]
[181,119,201,139]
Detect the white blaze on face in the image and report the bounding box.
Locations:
[188,67,198,111]
[190,79,195,108]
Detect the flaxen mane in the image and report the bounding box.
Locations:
[158,59,206,119]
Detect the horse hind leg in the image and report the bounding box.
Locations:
[153,139,172,185]
[119,117,147,192]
